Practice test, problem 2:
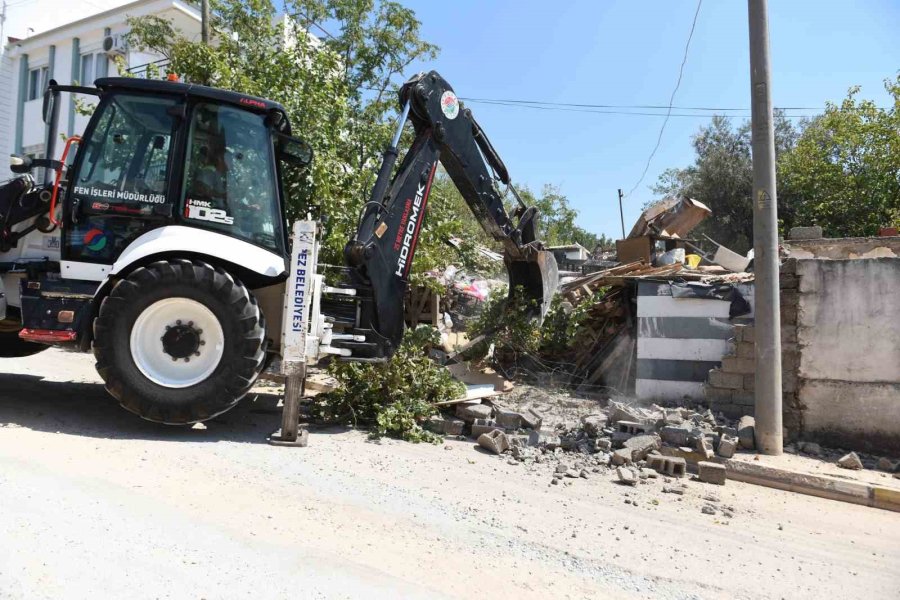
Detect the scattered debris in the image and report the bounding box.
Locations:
[478,429,510,455]
[617,466,637,486]
[837,452,864,470]
[698,461,727,485]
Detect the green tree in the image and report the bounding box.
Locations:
[125,0,438,266]
[780,77,900,237]
[652,112,799,254]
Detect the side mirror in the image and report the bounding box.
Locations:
[276,134,313,168]
[10,154,33,174]
[42,80,59,124]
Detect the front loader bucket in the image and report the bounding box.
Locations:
[505,250,559,320]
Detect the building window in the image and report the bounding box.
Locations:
[28,66,49,101]
[80,54,94,84]
[80,53,107,85]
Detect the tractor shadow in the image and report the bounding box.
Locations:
[0,371,291,444]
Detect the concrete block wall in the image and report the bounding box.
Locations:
[703,259,803,440]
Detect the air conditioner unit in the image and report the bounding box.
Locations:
[102,34,127,57]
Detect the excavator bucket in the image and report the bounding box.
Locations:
[505,250,559,320]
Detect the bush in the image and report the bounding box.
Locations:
[313,326,465,443]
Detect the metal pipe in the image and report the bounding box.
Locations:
[748,0,783,455]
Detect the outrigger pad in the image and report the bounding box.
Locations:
[505,249,559,320]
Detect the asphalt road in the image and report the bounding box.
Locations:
[1,349,898,599]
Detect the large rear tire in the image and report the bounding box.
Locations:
[0,322,47,358]
[93,259,267,424]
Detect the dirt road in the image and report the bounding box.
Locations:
[1,349,898,599]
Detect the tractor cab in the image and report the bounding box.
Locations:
[0,77,311,359]
[47,78,310,273]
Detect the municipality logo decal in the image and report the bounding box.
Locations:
[84,228,109,252]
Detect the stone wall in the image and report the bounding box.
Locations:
[703,255,900,453]
[795,257,900,453]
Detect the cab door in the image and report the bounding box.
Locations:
[62,92,182,279]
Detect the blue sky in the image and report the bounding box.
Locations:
[399,0,900,240]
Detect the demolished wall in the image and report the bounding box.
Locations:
[637,281,753,402]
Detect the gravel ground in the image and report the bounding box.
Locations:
[1,349,898,599]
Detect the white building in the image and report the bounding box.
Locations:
[0,0,200,162]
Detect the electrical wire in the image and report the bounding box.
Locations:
[626,0,703,198]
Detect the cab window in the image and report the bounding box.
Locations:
[73,93,176,207]
[181,102,283,253]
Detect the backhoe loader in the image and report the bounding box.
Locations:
[0,70,557,424]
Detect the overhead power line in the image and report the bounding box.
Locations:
[459,97,821,112]
[462,98,817,119]
[626,0,703,198]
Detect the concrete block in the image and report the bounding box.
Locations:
[608,401,642,424]
[520,408,543,430]
[732,324,747,342]
[788,225,823,240]
[624,434,662,461]
[732,391,755,407]
[659,426,692,447]
[696,435,715,459]
[705,385,734,402]
[661,445,709,464]
[611,448,632,466]
[471,418,498,438]
[717,435,738,458]
[779,272,799,289]
[426,415,465,435]
[611,431,633,448]
[743,374,755,391]
[736,342,755,359]
[708,369,743,390]
[581,414,608,436]
[647,454,687,477]
[737,416,756,450]
[781,290,800,309]
[617,466,637,486]
[528,429,560,449]
[698,461,727,485]
[617,420,653,435]
[495,408,522,430]
[456,402,492,423]
[722,356,756,375]
[477,429,509,455]
[743,325,756,343]
[780,325,797,345]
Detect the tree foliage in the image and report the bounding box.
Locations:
[313,326,464,443]
[655,76,900,248]
[780,76,900,237]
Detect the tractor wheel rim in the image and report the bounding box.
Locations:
[130,298,225,388]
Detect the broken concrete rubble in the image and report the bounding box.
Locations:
[478,430,509,455]
[456,403,493,423]
[716,435,738,459]
[623,434,662,461]
[837,452,863,470]
[698,461,727,485]
[737,416,756,450]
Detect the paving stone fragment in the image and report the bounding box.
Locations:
[477,429,509,455]
[617,466,637,486]
[697,461,727,485]
[837,451,863,470]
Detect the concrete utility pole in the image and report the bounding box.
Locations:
[617,188,626,239]
[747,0,782,455]
[201,0,210,45]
